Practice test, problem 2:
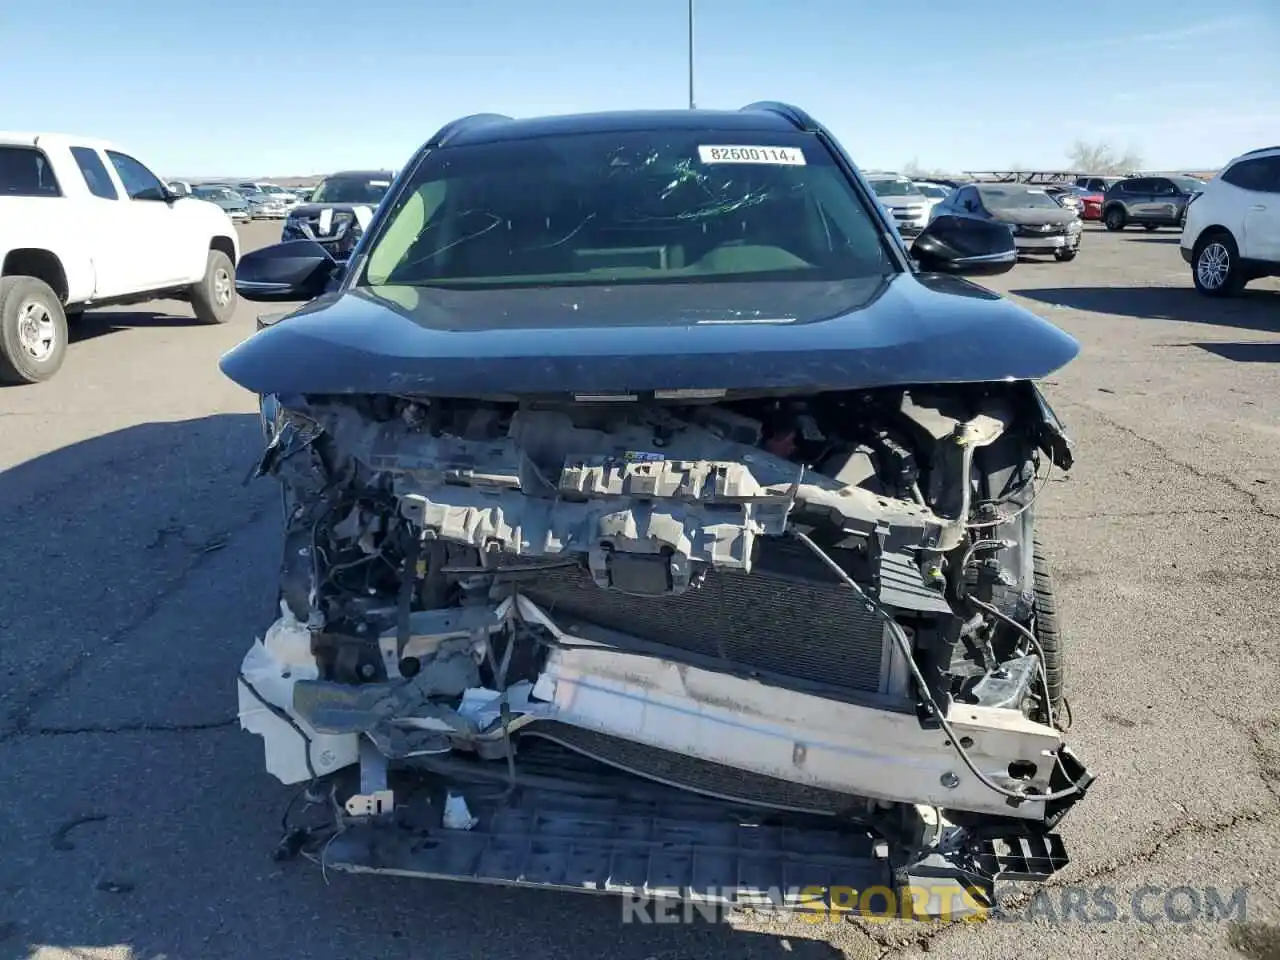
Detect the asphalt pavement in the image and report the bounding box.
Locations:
[1,221,1278,960]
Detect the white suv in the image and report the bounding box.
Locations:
[1180,146,1280,297]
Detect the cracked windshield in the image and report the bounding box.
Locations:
[1,1,1277,959]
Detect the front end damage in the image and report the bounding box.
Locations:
[238,385,1093,917]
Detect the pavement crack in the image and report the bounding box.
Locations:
[0,501,271,743]
[1078,405,1280,521]
[18,717,237,739]
[866,805,1280,958]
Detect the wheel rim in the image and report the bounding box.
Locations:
[16,300,57,362]
[213,267,233,307]
[1106,211,1121,228]
[1197,242,1230,290]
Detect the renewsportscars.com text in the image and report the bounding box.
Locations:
[619,884,1250,925]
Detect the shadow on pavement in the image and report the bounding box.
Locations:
[0,416,852,960]
[1192,341,1280,363]
[1010,285,1280,332]
[68,308,203,344]
[0,413,272,729]
[1124,236,1181,244]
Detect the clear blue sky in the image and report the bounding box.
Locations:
[3,0,1276,177]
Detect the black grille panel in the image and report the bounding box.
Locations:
[512,540,888,693]
[523,723,864,814]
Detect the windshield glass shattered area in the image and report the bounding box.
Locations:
[363,130,893,289]
[978,187,1063,211]
[311,177,392,204]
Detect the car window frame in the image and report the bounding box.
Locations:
[104,149,168,202]
[1221,157,1280,194]
[0,145,63,198]
[69,146,119,201]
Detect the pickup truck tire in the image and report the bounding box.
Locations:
[0,276,68,384]
[190,249,237,324]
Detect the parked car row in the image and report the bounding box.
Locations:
[165,178,302,219]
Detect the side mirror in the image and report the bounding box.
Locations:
[911,215,1017,277]
[235,239,338,302]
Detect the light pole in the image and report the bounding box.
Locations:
[687,0,696,110]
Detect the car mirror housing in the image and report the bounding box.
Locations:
[910,215,1017,277]
[235,239,338,302]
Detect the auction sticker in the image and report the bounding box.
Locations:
[698,145,806,166]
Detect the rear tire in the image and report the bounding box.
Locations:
[0,276,68,385]
[1143,223,1159,232]
[1032,535,1066,724]
[1192,230,1247,298]
[190,249,237,324]
[1103,206,1126,231]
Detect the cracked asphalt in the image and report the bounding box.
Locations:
[1,222,1278,960]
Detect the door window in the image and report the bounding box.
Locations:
[106,150,167,201]
[71,146,119,200]
[0,146,61,197]
[1222,157,1280,193]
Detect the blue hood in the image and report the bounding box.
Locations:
[219,272,1079,397]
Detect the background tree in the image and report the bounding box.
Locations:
[1066,139,1144,173]
[902,156,950,179]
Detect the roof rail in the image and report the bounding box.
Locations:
[427,113,514,148]
[738,101,819,132]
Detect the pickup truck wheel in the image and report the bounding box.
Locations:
[0,276,68,384]
[190,249,237,324]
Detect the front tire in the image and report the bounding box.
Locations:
[1143,224,1159,232]
[1192,231,1246,298]
[0,276,68,385]
[1103,206,1126,231]
[1032,535,1066,725]
[1054,248,1078,262]
[190,249,237,324]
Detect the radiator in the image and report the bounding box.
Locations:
[508,538,891,694]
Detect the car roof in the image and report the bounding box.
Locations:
[0,131,119,151]
[324,169,396,178]
[433,109,802,149]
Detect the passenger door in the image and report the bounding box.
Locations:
[65,146,126,299]
[104,150,190,289]
[1226,157,1280,262]
[1148,178,1180,223]
[1122,179,1156,220]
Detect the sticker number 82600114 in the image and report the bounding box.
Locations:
[697,145,807,166]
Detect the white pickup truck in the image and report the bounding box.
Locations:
[0,132,242,384]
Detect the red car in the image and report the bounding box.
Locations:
[1079,191,1103,220]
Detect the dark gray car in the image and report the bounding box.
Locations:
[931,183,1083,261]
[1100,176,1205,232]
